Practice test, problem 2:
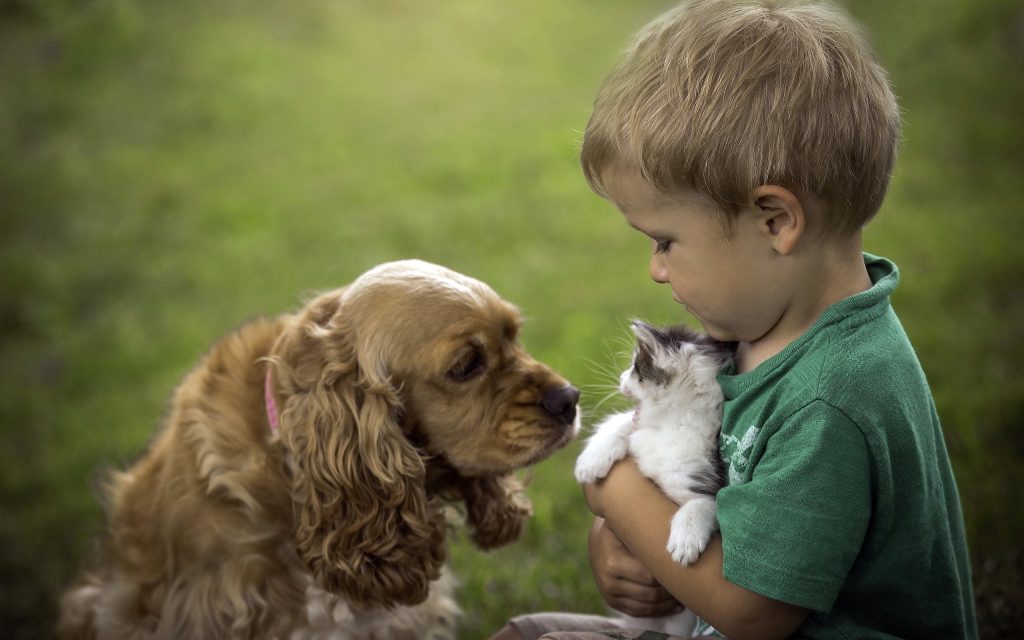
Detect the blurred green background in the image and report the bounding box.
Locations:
[1,0,1021,637]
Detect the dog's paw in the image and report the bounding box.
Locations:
[666,499,717,565]
[574,444,620,484]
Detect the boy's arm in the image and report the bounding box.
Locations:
[588,517,683,617]
[584,458,809,640]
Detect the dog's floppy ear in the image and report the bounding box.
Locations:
[272,291,446,609]
[460,474,533,551]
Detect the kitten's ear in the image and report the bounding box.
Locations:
[629,320,661,347]
[629,320,665,384]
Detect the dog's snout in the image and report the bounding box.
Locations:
[541,385,580,425]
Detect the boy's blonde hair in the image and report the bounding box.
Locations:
[581,0,901,235]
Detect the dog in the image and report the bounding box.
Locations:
[58,259,580,639]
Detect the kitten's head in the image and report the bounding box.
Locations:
[620,321,734,403]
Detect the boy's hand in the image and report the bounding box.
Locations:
[588,517,683,617]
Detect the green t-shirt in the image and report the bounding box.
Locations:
[702,254,976,639]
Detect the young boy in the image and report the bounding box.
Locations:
[492,0,976,638]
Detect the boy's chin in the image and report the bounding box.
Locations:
[678,305,736,342]
[682,310,717,337]
[702,327,731,342]
[693,321,735,344]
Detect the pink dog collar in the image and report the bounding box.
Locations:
[265,368,280,432]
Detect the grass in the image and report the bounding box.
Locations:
[1,0,1021,637]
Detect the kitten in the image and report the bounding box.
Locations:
[575,321,733,636]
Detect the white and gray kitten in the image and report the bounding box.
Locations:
[575,321,732,636]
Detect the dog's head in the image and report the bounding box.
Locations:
[339,260,580,474]
[269,260,578,609]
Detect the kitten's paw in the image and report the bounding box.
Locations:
[666,522,712,565]
[666,499,717,565]
[574,445,620,484]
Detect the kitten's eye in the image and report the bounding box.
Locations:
[448,348,487,382]
[633,346,654,383]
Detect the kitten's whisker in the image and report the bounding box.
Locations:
[589,391,628,416]
[578,386,623,415]
[580,356,620,381]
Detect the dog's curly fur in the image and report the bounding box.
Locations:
[58,260,579,640]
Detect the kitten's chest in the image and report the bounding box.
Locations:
[629,418,713,463]
[628,400,719,463]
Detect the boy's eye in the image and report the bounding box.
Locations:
[654,240,671,254]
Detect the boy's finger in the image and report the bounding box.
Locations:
[607,576,675,605]
[609,555,662,587]
[606,593,683,618]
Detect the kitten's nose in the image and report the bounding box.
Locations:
[541,385,580,425]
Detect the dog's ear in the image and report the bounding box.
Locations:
[460,474,532,550]
[272,295,446,609]
[271,291,344,386]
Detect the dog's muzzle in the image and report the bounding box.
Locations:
[540,386,580,425]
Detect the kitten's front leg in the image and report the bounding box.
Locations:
[666,495,718,565]
[575,411,634,484]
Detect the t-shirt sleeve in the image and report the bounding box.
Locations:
[716,400,871,612]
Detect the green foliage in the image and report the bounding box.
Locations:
[1,0,1021,637]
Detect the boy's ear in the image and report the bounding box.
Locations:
[751,185,805,255]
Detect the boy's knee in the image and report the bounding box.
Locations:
[490,625,594,640]
[490,623,525,640]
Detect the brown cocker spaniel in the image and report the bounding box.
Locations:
[58,260,580,639]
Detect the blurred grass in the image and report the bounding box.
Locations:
[0,0,1021,638]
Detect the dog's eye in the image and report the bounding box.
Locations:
[448,349,487,382]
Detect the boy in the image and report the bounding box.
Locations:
[492,0,976,638]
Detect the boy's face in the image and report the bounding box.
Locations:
[602,170,792,345]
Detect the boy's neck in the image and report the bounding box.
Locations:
[735,242,871,374]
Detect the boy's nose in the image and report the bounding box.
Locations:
[649,254,669,284]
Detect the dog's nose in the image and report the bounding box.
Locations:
[541,385,580,425]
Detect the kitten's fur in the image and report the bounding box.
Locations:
[575,321,733,636]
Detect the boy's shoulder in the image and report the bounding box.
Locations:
[722,255,934,438]
[807,256,934,427]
